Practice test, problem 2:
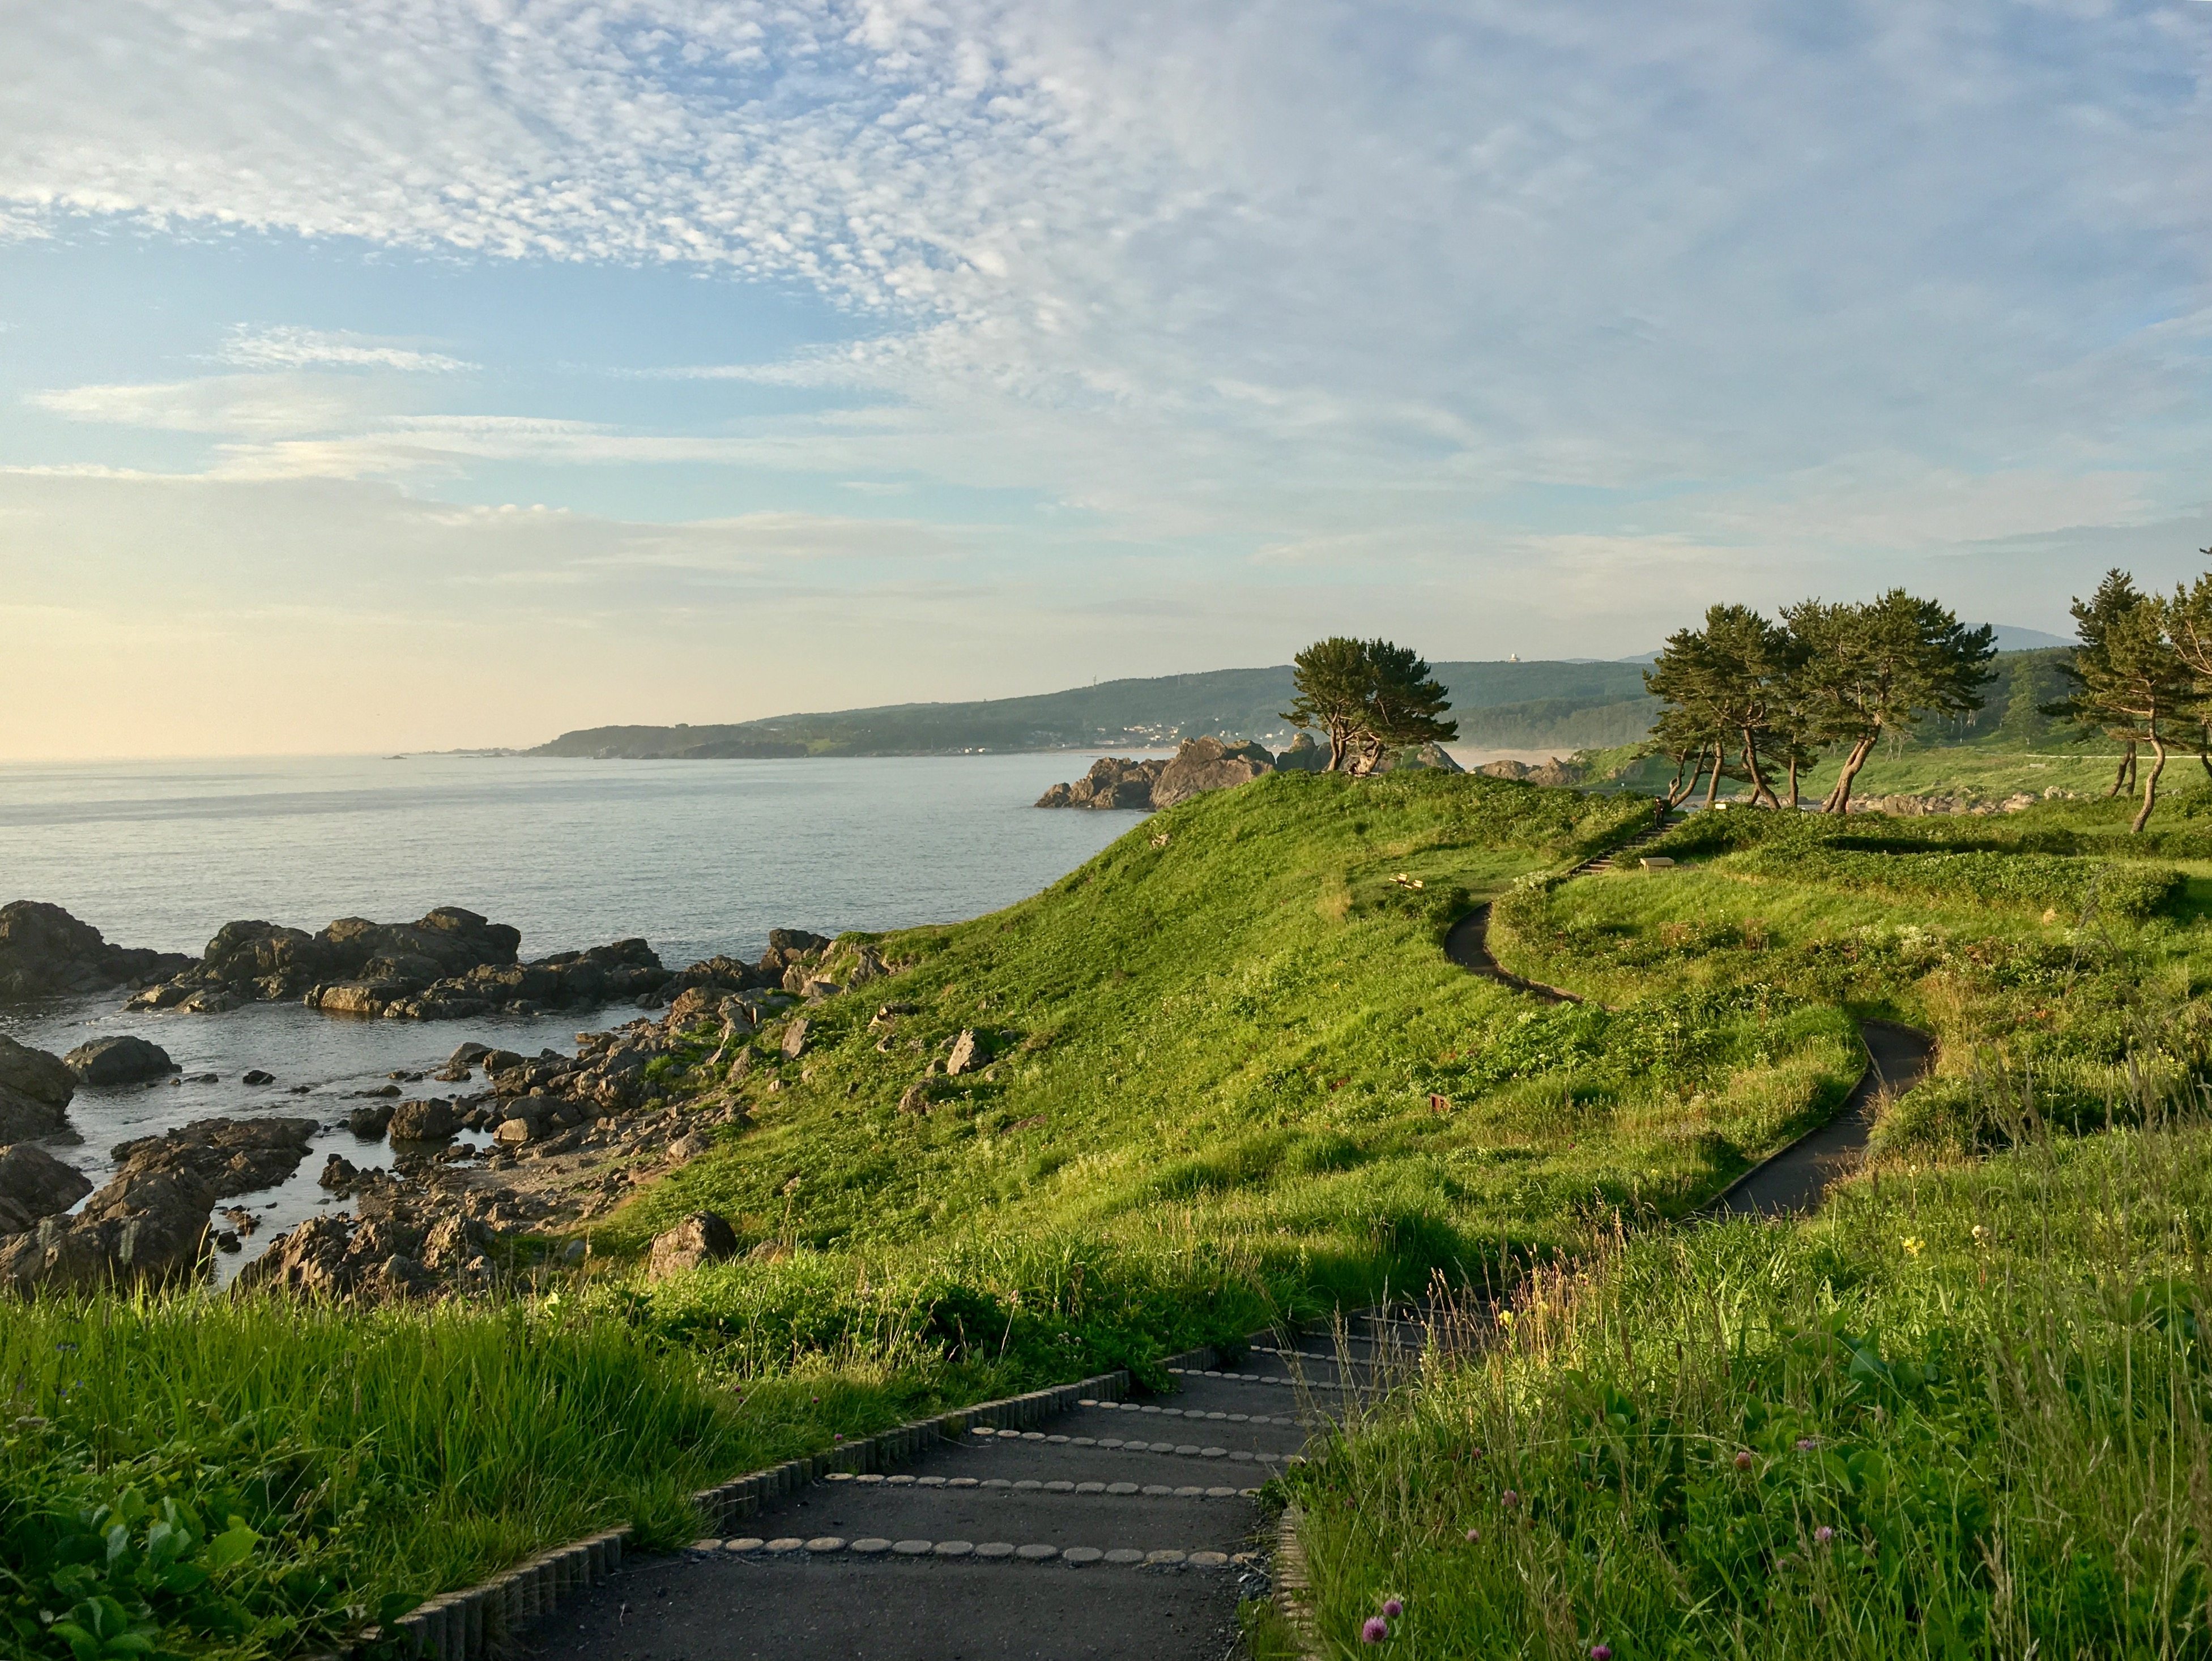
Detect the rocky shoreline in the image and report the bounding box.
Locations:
[0,905,863,1299]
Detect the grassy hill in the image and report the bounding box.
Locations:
[1277,787,2212,1657]
[530,659,1662,758]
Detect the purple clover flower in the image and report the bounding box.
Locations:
[1383,1598,1404,1618]
[1362,1616,1390,1643]
[1815,1526,1835,1544]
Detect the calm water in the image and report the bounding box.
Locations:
[0,752,1145,1256]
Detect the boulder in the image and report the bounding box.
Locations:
[945,1030,987,1078]
[0,1036,74,1142]
[0,1142,93,1231]
[0,1165,215,1292]
[235,1214,360,1299]
[1477,759,1532,780]
[0,900,193,1002]
[1150,737,1276,809]
[388,1098,459,1142]
[449,1041,493,1070]
[108,1117,317,1197]
[780,1018,811,1060]
[63,1035,176,1086]
[647,1211,739,1278]
[348,1102,397,1138]
[1376,742,1464,774]
[1273,733,1328,772]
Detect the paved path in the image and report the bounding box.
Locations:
[1703,1019,1934,1216]
[524,1321,1416,1661]
[1444,817,1937,1216]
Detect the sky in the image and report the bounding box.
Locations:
[2,0,2209,758]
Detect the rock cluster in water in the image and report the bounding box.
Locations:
[0,900,194,1002]
[126,906,696,1020]
[0,1112,319,1293]
[1035,736,1280,810]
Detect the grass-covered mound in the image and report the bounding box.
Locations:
[1283,1113,2212,1658]
[608,772,1865,1317]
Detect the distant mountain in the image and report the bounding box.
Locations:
[530,635,2078,761]
[531,660,1663,759]
[1988,624,2071,651]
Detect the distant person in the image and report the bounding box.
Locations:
[1654,796,1667,829]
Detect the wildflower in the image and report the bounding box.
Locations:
[1795,1437,1817,1452]
[1501,1489,1519,1509]
[1901,1236,1924,1258]
[1814,1526,1835,1545]
[1465,1527,1481,1543]
[1383,1598,1404,1618]
[1591,1647,1613,1660]
[1972,1224,1990,1248]
[832,1433,843,1443]
[1733,1451,1753,1472]
[1362,1616,1390,1643]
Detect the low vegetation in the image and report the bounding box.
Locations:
[1286,1104,2212,1658]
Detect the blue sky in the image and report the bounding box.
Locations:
[2,0,2209,756]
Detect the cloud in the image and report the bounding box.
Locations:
[218,326,476,374]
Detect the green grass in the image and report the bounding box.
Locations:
[1284,1105,2212,1658]
[31,767,2212,1660]
[611,771,1865,1287]
[0,1292,1033,1661]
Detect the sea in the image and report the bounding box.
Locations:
[0,752,1145,1269]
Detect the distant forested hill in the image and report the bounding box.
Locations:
[528,647,2079,761]
[530,660,1663,758]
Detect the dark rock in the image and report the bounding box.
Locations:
[109,1116,317,1197]
[0,1036,74,1142]
[63,1035,176,1086]
[130,907,671,1022]
[388,1098,459,1142]
[449,1042,492,1070]
[1274,733,1328,772]
[647,1211,739,1278]
[479,1048,524,1075]
[0,900,194,1004]
[0,1165,215,1292]
[1034,756,1168,810]
[184,1072,218,1084]
[0,1142,93,1230]
[1150,736,1276,809]
[241,1069,275,1086]
[215,1229,241,1253]
[319,1153,360,1190]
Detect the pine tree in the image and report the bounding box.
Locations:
[1349,640,1457,774]
[1786,591,1996,814]
[2055,570,2189,832]
[1282,637,1372,772]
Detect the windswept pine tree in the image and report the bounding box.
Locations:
[1787,591,1996,814]
[1282,637,1456,773]
[2048,570,2193,832]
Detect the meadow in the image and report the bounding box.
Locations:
[15,770,2212,1660]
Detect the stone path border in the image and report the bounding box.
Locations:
[362,1368,1132,1660]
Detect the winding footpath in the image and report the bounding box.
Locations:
[1446,817,1937,1215]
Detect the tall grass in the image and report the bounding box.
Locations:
[1288,1111,2212,1657]
[0,1292,1008,1661]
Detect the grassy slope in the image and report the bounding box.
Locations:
[1291,793,2212,1655]
[1289,1121,2212,1658]
[6,771,1883,1661]
[612,772,1864,1303]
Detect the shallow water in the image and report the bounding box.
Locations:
[0,751,1146,1264]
